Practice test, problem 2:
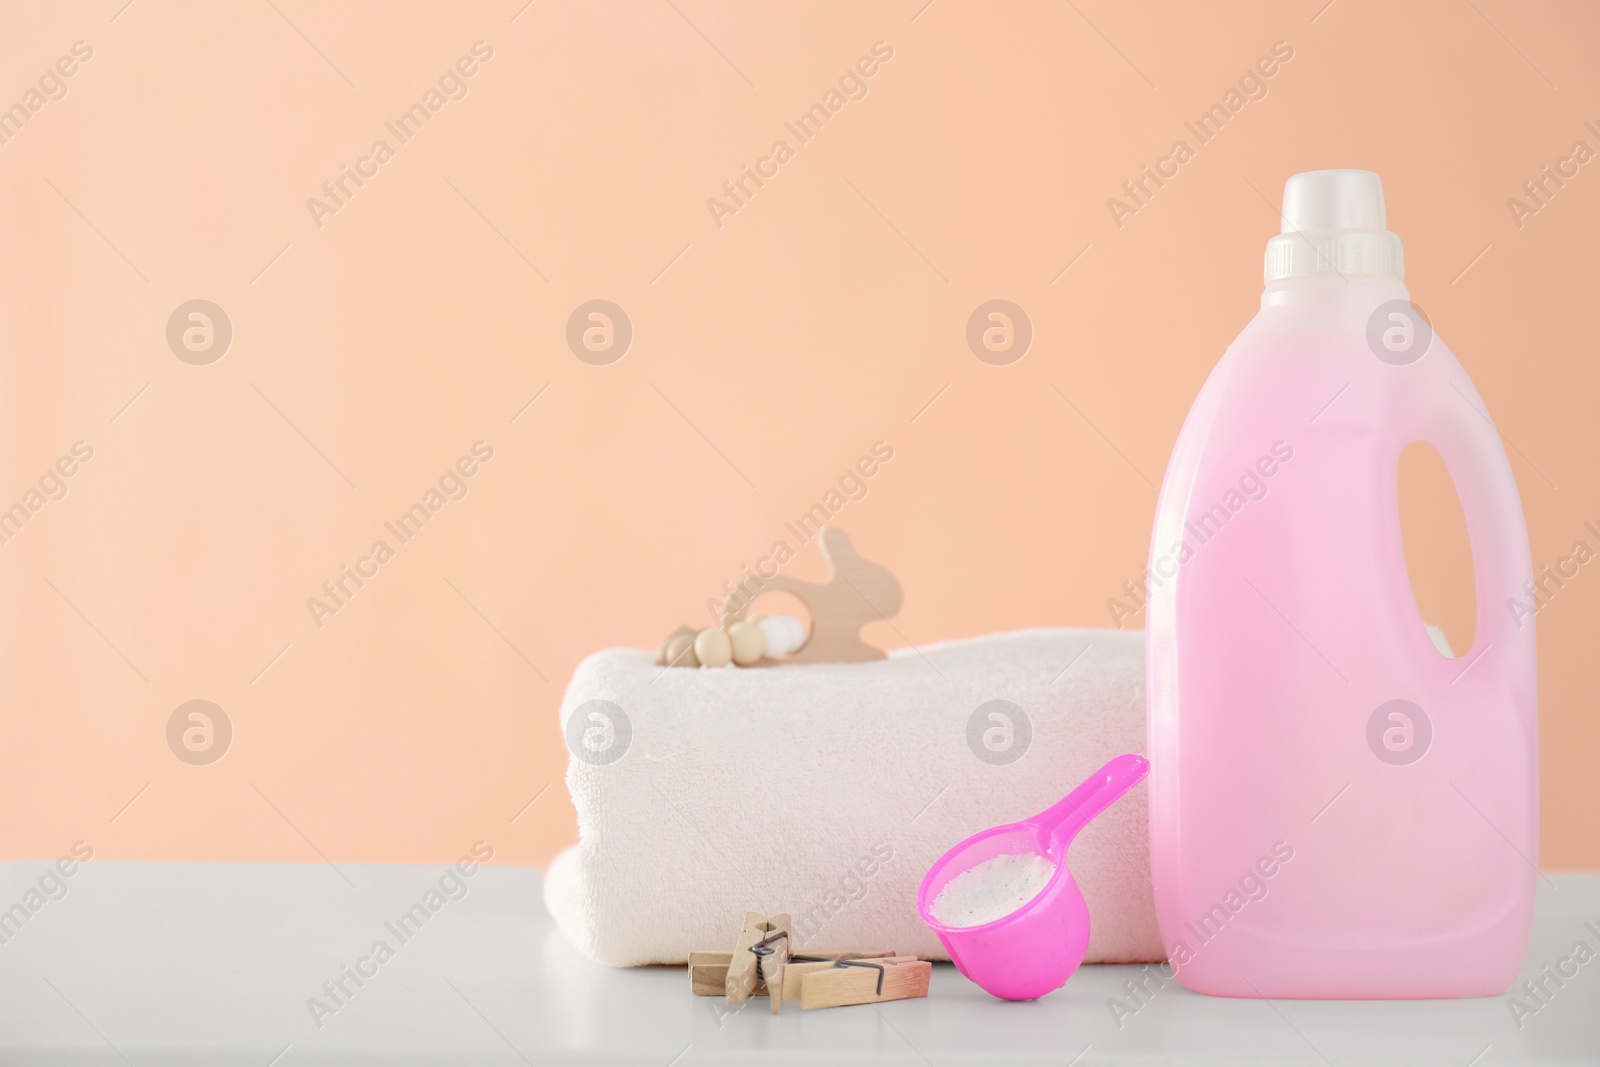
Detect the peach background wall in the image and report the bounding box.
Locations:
[1,0,1595,871]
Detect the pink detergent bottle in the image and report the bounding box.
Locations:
[1146,170,1537,999]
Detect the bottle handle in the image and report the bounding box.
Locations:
[1031,754,1150,844]
[1394,367,1535,679]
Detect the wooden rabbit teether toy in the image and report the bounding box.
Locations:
[727,528,901,664]
[654,528,902,668]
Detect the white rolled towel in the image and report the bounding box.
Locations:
[544,628,1162,966]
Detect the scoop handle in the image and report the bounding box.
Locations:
[1031,754,1150,844]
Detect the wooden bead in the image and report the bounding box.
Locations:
[728,621,765,665]
[694,627,733,668]
[781,615,808,653]
[758,616,789,657]
[656,624,694,666]
[664,630,699,668]
[759,614,807,657]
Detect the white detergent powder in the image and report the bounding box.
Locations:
[931,851,1057,927]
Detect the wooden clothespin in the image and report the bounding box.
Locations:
[723,912,794,1013]
[690,911,929,1012]
[758,915,791,1016]
[724,912,774,1007]
[792,956,931,1009]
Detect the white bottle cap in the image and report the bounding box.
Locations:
[1264,170,1404,282]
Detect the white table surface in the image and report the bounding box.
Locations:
[0,860,1593,1065]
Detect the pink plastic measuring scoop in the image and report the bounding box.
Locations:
[917,753,1150,1001]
